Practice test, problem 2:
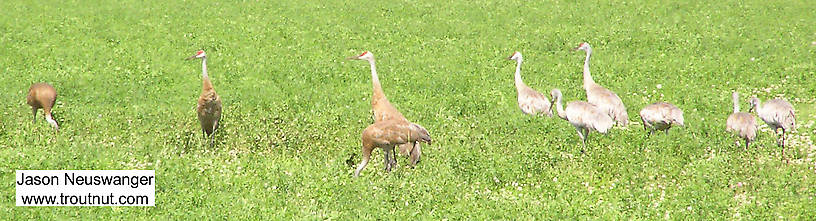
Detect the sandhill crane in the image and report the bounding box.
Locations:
[749,96,795,158]
[347,51,421,167]
[506,52,552,117]
[355,120,431,177]
[549,89,613,150]
[639,102,684,135]
[187,50,222,146]
[574,43,629,126]
[27,83,59,130]
[726,92,757,150]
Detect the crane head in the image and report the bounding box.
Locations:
[186,50,206,60]
[507,51,522,61]
[410,123,432,145]
[748,96,760,113]
[550,89,562,101]
[573,42,591,51]
[346,51,374,61]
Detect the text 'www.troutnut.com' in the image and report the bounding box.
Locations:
[16,170,155,206]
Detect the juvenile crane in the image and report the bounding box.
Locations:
[187,50,222,146]
[549,89,613,149]
[355,120,431,177]
[726,92,757,150]
[27,83,59,130]
[347,51,421,167]
[574,43,629,126]
[507,52,552,116]
[749,96,795,157]
[639,102,684,135]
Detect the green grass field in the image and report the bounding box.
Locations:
[2,0,815,219]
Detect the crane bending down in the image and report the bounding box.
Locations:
[574,43,629,126]
[27,83,59,130]
[187,50,222,146]
[639,102,684,135]
[550,89,613,150]
[355,120,431,177]
[507,52,552,116]
[749,96,795,159]
[347,51,422,167]
[726,92,756,150]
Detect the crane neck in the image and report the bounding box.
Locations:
[201,57,209,79]
[514,59,524,88]
[201,57,213,91]
[368,59,382,92]
[582,49,595,88]
[554,95,567,120]
[732,95,740,113]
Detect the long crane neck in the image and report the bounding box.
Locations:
[582,48,595,88]
[369,59,383,94]
[514,59,524,88]
[732,94,740,113]
[554,95,567,120]
[201,57,213,91]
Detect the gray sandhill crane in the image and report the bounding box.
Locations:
[507,52,552,116]
[27,83,59,130]
[574,43,629,126]
[187,50,222,146]
[355,120,431,177]
[726,92,757,150]
[749,96,795,157]
[639,102,684,135]
[347,51,421,167]
[549,89,613,149]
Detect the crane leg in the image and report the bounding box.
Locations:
[574,126,586,143]
[781,128,787,162]
[209,134,215,147]
[383,149,390,172]
[211,122,219,147]
[744,140,749,151]
[32,107,37,123]
[392,147,398,169]
[781,128,786,148]
[573,126,586,153]
[383,146,395,172]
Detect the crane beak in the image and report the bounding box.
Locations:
[506,56,513,60]
[185,55,197,60]
[572,47,580,51]
[346,56,361,60]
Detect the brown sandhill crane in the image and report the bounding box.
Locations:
[27,83,59,130]
[639,102,684,135]
[726,92,757,150]
[355,120,431,177]
[347,51,421,167]
[507,52,552,117]
[749,96,795,158]
[574,43,629,126]
[549,89,613,149]
[187,50,222,146]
